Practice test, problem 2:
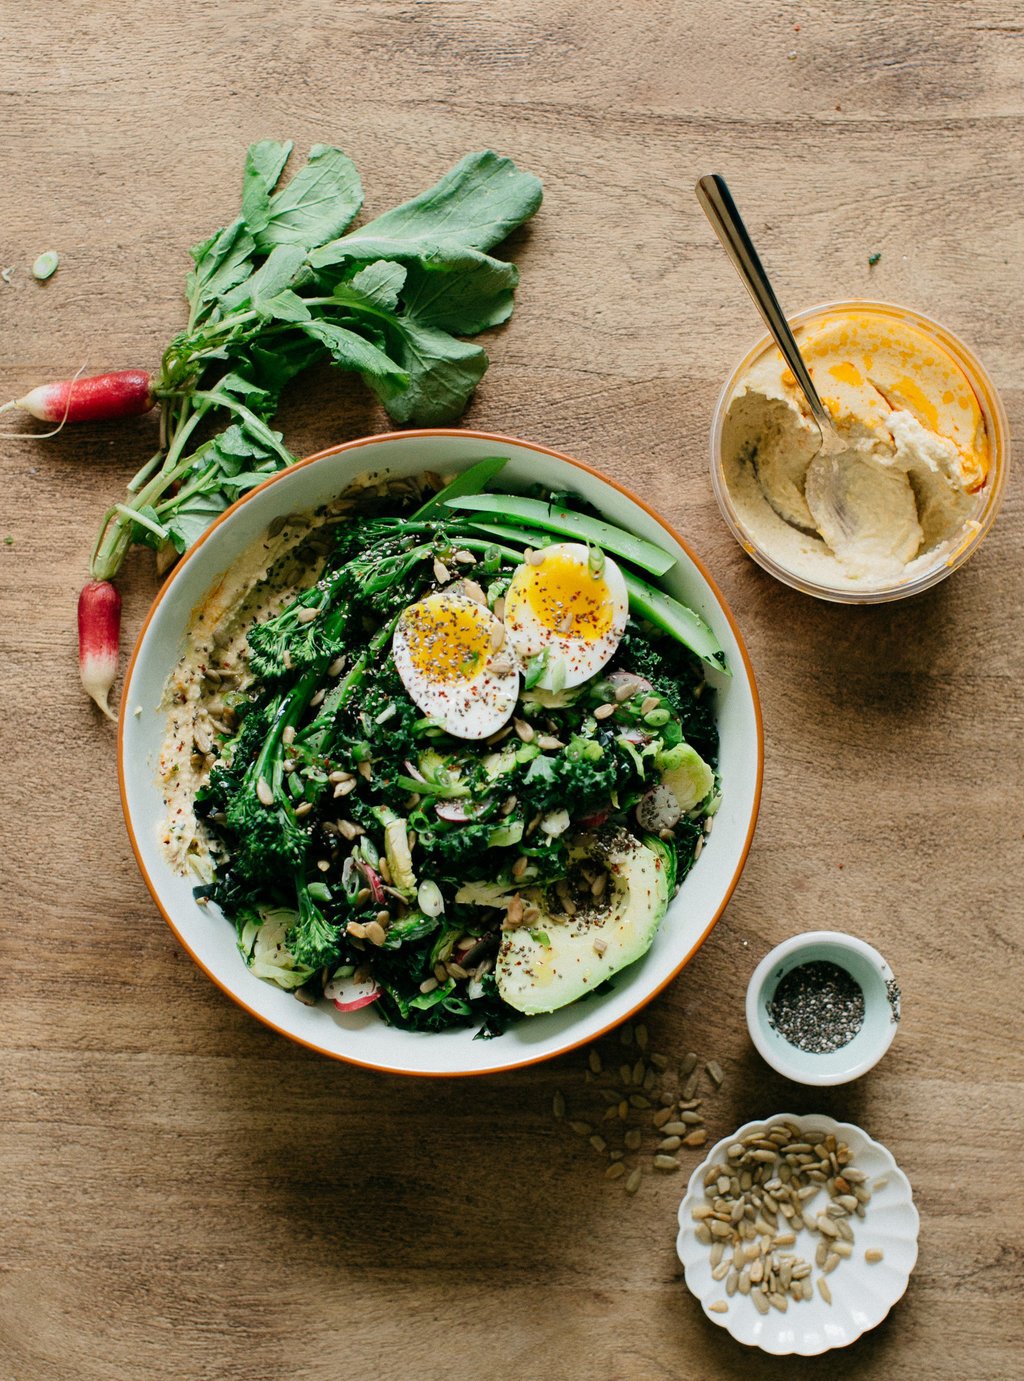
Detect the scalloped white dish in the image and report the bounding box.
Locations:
[676,1113,919,1355]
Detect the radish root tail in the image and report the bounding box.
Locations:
[0,364,87,438]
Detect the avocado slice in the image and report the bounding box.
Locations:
[496,829,673,1016]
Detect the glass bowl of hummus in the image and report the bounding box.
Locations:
[710,301,1009,602]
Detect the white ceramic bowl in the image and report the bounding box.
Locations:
[119,429,763,1075]
[746,931,901,1086]
[676,1113,920,1355]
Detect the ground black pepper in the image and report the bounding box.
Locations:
[767,960,865,1054]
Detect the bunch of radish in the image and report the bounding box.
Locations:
[4,144,543,723]
[3,371,155,720]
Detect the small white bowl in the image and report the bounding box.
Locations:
[745,932,900,1086]
[676,1113,920,1356]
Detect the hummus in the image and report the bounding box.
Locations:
[720,310,991,589]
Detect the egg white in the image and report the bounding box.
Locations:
[503,542,628,689]
[393,591,519,740]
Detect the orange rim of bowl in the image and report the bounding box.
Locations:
[118,429,764,1076]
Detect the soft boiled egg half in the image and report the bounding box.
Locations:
[504,542,628,690]
[393,591,519,740]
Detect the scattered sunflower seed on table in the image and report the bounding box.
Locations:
[551,1024,726,1193]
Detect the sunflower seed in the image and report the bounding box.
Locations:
[624,1128,642,1151]
[659,1136,682,1152]
[605,1161,626,1181]
[593,702,615,721]
[705,1060,724,1086]
[589,1135,607,1153]
[552,1091,565,1119]
[654,1155,680,1172]
[625,1168,643,1195]
[752,1290,770,1315]
[865,1248,884,1263]
[817,1277,832,1305]
[569,1121,592,1137]
[680,1051,698,1076]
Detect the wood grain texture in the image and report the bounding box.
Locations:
[1,2,1022,1378]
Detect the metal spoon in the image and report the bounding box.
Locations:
[695,173,844,458]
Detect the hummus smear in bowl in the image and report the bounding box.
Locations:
[712,301,1009,602]
[120,430,762,1077]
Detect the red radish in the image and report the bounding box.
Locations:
[324,971,381,1011]
[1,370,153,424]
[333,990,381,1012]
[78,580,121,721]
[357,861,385,905]
[607,670,653,698]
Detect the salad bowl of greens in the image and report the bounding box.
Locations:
[120,431,762,1075]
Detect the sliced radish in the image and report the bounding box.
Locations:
[607,670,653,699]
[325,972,381,1010]
[357,860,385,903]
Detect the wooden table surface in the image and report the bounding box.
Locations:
[2,3,1021,1378]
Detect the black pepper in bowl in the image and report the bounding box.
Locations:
[767,960,865,1054]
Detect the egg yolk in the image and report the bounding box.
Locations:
[401,597,492,682]
[510,553,615,641]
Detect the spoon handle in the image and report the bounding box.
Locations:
[695,173,835,442]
